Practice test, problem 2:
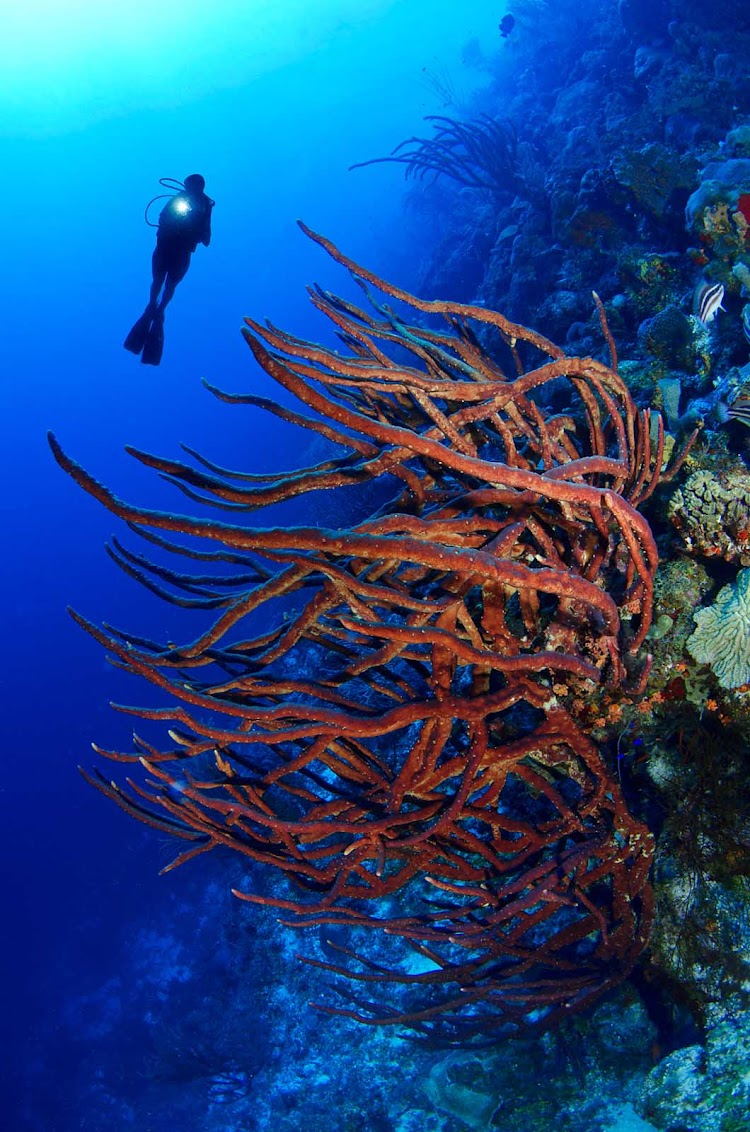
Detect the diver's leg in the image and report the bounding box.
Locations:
[141,249,190,363]
[126,248,163,353]
[149,246,168,307]
[157,252,191,312]
[158,276,177,311]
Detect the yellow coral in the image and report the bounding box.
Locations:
[702,202,732,233]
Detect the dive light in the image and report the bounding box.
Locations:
[170,195,192,217]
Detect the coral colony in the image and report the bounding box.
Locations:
[49,226,694,1042]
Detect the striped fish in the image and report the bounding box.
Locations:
[725,384,750,427]
[693,280,725,325]
[742,303,750,345]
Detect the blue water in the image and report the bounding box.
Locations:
[0,2,502,1126]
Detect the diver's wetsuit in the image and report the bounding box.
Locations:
[149,188,213,311]
[124,177,213,366]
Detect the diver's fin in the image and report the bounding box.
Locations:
[141,310,165,367]
[124,306,155,354]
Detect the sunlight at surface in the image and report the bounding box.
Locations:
[0,0,398,134]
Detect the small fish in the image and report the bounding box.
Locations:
[499,14,515,38]
[724,384,750,428]
[693,280,725,325]
[742,303,750,345]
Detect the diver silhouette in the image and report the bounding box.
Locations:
[124,173,214,366]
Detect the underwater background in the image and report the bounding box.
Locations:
[3,1,750,1129]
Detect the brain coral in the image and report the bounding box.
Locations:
[639,305,695,371]
[688,568,750,687]
[668,469,750,565]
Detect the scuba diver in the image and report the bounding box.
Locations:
[124,174,214,366]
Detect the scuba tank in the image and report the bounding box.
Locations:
[144,177,215,227]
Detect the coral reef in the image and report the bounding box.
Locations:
[612,143,697,222]
[50,227,690,1042]
[401,6,750,409]
[687,569,750,688]
[668,467,750,565]
[638,306,696,372]
[351,114,518,195]
[42,2,750,1125]
[639,1011,750,1131]
[685,159,750,258]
